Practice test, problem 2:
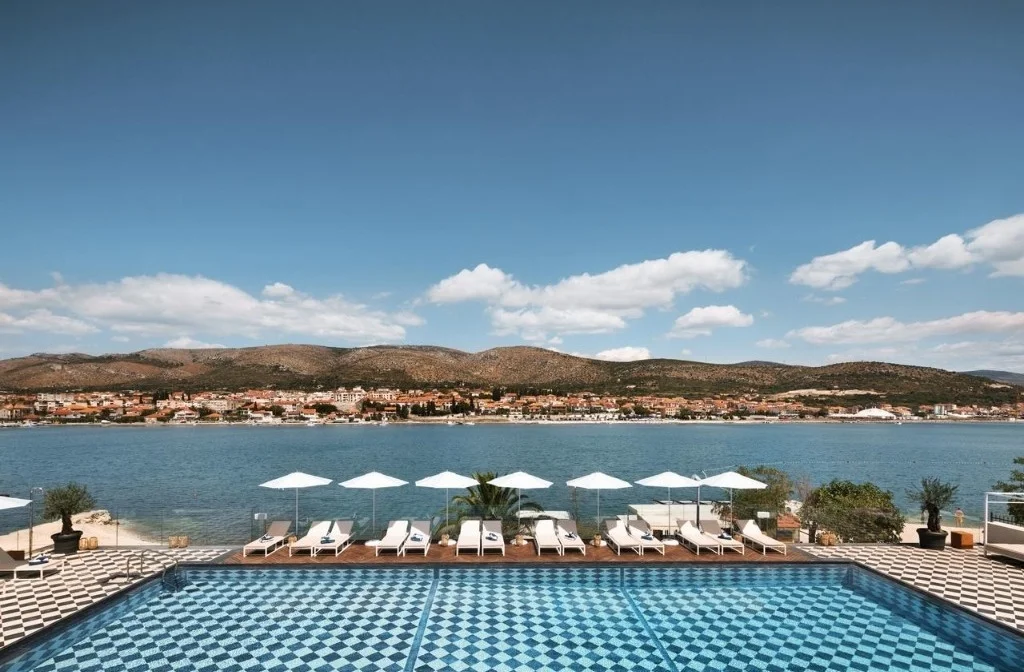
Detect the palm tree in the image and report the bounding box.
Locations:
[444,472,542,538]
[907,478,959,533]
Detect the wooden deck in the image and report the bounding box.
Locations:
[222,541,811,565]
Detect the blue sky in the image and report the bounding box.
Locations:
[2,2,1023,371]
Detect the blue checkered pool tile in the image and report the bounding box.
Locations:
[3,565,1020,672]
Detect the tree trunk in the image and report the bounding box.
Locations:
[61,513,74,535]
[926,504,940,533]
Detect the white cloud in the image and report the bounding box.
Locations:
[110,336,131,343]
[594,346,651,362]
[668,305,754,338]
[803,294,847,306]
[789,310,1024,345]
[0,274,417,345]
[680,348,692,356]
[756,338,791,349]
[427,250,748,339]
[790,213,1024,289]
[900,278,926,286]
[163,337,226,349]
[0,309,98,335]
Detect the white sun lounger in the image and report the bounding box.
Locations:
[738,520,787,555]
[243,520,291,557]
[481,520,505,556]
[533,519,563,556]
[556,519,586,555]
[456,519,481,556]
[375,520,409,557]
[628,519,666,555]
[604,519,642,555]
[402,520,432,556]
[700,520,744,554]
[289,520,333,557]
[676,520,721,555]
[313,520,354,557]
[0,549,67,579]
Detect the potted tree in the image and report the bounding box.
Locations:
[907,478,958,550]
[44,483,96,554]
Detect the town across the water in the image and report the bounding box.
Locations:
[1,387,1021,425]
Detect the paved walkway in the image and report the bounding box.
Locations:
[0,547,229,649]
[805,544,1024,632]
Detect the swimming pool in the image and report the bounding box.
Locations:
[2,564,1021,672]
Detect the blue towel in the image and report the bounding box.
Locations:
[641,534,654,541]
[410,534,424,542]
[320,537,334,544]
[485,532,499,541]
[565,532,577,540]
[719,533,732,540]
[28,558,48,566]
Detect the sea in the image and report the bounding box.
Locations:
[0,422,1020,543]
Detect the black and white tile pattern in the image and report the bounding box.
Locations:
[0,547,229,650]
[805,545,1024,631]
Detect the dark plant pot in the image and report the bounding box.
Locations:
[917,528,947,550]
[51,530,83,554]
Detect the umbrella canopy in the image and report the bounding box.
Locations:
[0,495,31,511]
[566,472,631,523]
[416,471,479,530]
[700,471,766,529]
[259,471,332,532]
[635,472,701,531]
[487,471,552,524]
[340,471,408,542]
[489,472,553,490]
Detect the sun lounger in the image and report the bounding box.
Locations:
[481,520,505,556]
[676,520,721,555]
[402,520,432,556]
[456,519,481,556]
[242,520,291,557]
[985,543,1024,562]
[700,519,744,554]
[628,519,666,555]
[0,548,66,579]
[313,520,354,556]
[375,520,409,557]
[289,520,333,556]
[603,519,642,555]
[556,519,586,555]
[738,520,787,555]
[533,519,563,556]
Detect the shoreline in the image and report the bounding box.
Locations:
[2,417,1019,428]
[0,510,159,552]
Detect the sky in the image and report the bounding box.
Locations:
[1,2,1023,372]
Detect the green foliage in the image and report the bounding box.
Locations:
[994,456,1024,525]
[726,466,792,532]
[43,482,96,535]
[313,403,337,415]
[268,405,285,417]
[906,478,959,532]
[446,472,541,538]
[802,479,905,543]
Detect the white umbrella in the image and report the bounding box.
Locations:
[259,471,332,533]
[635,472,701,532]
[340,471,408,543]
[566,472,631,523]
[0,495,32,511]
[488,471,552,522]
[416,471,479,530]
[700,471,766,528]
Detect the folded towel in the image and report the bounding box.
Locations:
[564,532,578,539]
[641,534,654,541]
[28,558,48,566]
[320,537,334,544]
[485,532,500,541]
[260,534,273,541]
[718,533,732,540]
[410,534,424,542]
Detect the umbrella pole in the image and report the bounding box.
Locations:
[730,488,734,531]
[668,487,672,535]
[445,487,450,531]
[696,485,701,527]
[372,489,376,540]
[597,489,601,524]
[295,488,299,534]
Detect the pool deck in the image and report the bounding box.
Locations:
[221,540,810,565]
[4,541,1024,656]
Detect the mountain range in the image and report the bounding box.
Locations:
[0,345,1019,405]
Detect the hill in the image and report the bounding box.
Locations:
[0,345,1018,405]
[963,370,1024,386]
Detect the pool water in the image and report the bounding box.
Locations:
[2,565,1020,672]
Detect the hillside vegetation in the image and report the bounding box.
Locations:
[0,345,1018,405]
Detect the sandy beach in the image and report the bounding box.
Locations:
[0,510,158,553]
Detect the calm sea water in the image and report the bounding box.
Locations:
[1,423,1020,543]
